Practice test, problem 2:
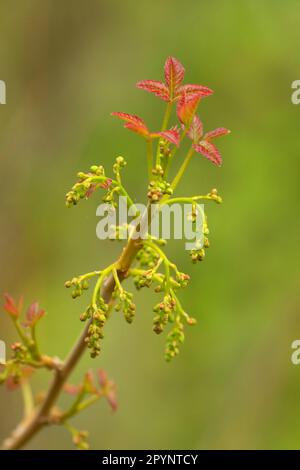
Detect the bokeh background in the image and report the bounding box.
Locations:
[0,0,300,450]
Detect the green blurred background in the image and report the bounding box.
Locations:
[0,0,300,450]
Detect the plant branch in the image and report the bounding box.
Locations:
[146,139,153,180]
[170,145,194,192]
[21,381,34,419]
[156,101,172,167]
[2,236,142,450]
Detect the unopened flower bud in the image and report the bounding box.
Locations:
[204,237,210,248]
[116,157,122,164]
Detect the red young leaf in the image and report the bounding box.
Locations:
[3,293,23,318]
[176,84,214,99]
[111,112,144,127]
[136,80,169,102]
[187,115,203,143]
[23,302,45,327]
[177,93,200,126]
[204,127,231,141]
[152,127,180,147]
[64,383,82,395]
[83,370,98,395]
[164,57,185,98]
[97,369,117,411]
[97,369,108,388]
[193,141,222,166]
[111,112,149,138]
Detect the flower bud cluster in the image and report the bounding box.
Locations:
[208,188,222,204]
[136,245,159,269]
[81,298,109,358]
[187,203,199,223]
[188,207,210,263]
[113,288,136,324]
[190,247,206,263]
[165,321,185,362]
[153,294,176,334]
[147,180,173,202]
[113,155,127,179]
[133,270,153,290]
[127,240,194,360]
[175,272,190,288]
[102,156,128,208]
[65,276,90,299]
[65,165,112,207]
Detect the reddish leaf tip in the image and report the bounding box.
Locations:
[3,293,22,318]
[193,142,222,167]
[164,57,185,98]
[23,301,45,327]
[204,127,231,141]
[111,112,149,138]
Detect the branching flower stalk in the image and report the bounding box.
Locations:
[0,57,230,450]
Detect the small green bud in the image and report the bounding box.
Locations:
[116,156,125,166]
[153,324,163,334]
[95,166,104,176]
[80,312,88,322]
[187,317,197,326]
